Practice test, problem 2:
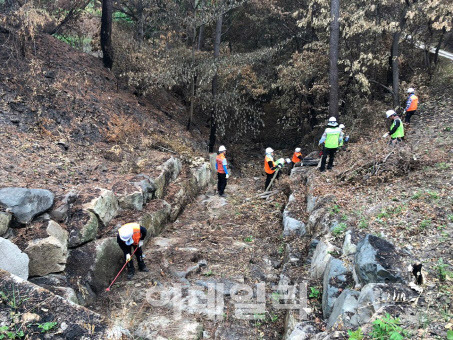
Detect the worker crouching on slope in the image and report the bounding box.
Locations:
[290,147,303,172]
[216,145,229,197]
[384,110,404,145]
[338,124,349,149]
[318,117,342,172]
[117,223,149,280]
[403,87,418,125]
[264,147,282,190]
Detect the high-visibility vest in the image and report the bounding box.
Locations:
[264,155,275,174]
[390,119,404,139]
[216,153,226,174]
[119,223,141,246]
[292,152,302,163]
[407,94,418,111]
[325,127,341,148]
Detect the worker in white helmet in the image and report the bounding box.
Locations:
[403,88,418,125]
[215,145,229,197]
[383,110,404,144]
[318,117,342,172]
[264,147,281,190]
[117,223,149,280]
[290,147,303,171]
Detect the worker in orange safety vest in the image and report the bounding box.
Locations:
[403,88,418,124]
[215,145,229,197]
[289,147,303,172]
[264,147,281,190]
[117,223,149,280]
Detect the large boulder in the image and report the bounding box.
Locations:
[29,274,78,304]
[322,258,353,319]
[112,180,144,211]
[326,289,360,330]
[68,209,99,248]
[355,283,417,326]
[0,212,12,236]
[311,240,336,280]
[66,237,123,299]
[287,322,318,340]
[83,188,119,226]
[283,210,306,237]
[25,221,68,277]
[0,187,54,224]
[0,237,29,279]
[154,157,183,199]
[191,163,211,189]
[354,234,410,285]
[49,190,77,223]
[140,200,171,240]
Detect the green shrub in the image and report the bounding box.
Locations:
[347,328,364,340]
[309,286,321,299]
[371,313,407,340]
[332,222,348,236]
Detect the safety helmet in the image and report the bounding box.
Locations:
[265,147,274,154]
[386,110,396,118]
[328,117,338,126]
[218,145,226,152]
[339,124,345,129]
[295,147,301,152]
[119,224,134,245]
[407,88,415,93]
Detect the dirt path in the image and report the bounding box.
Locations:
[94,177,293,339]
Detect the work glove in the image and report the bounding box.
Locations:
[345,136,349,142]
[226,174,229,179]
[278,164,283,169]
[126,254,131,262]
[138,240,144,248]
[382,132,389,138]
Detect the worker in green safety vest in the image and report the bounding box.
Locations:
[318,117,343,172]
[383,110,404,145]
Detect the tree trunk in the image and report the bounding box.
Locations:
[328,0,340,118]
[208,13,223,153]
[101,0,114,69]
[197,24,205,51]
[186,25,197,131]
[434,26,446,66]
[391,31,401,107]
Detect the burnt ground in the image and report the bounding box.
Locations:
[94,178,296,339]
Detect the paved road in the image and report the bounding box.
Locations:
[416,42,453,61]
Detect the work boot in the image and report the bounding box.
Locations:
[138,258,149,272]
[127,262,135,280]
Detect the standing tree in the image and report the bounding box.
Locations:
[101,0,114,69]
[328,0,340,118]
[209,11,223,152]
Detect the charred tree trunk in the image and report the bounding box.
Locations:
[186,24,197,131]
[101,0,114,69]
[208,13,223,153]
[391,31,402,107]
[328,0,340,118]
[434,26,446,66]
[197,24,205,51]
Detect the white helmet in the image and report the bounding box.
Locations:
[407,88,415,93]
[119,224,134,244]
[295,147,301,152]
[386,110,396,118]
[339,124,345,129]
[265,147,274,154]
[218,145,226,152]
[328,117,338,126]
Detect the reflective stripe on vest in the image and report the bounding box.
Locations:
[325,127,341,148]
[216,153,226,173]
[408,94,418,111]
[292,152,302,163]
[391,119,404,138]
[264,155,275,174]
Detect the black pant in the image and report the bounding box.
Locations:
[264,171,280,190]
[217,173,227,195]
[405,110,416,123]
[125,246,145,273]
[320,147,337,171]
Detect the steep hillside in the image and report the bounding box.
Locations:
[0,31,204,199]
